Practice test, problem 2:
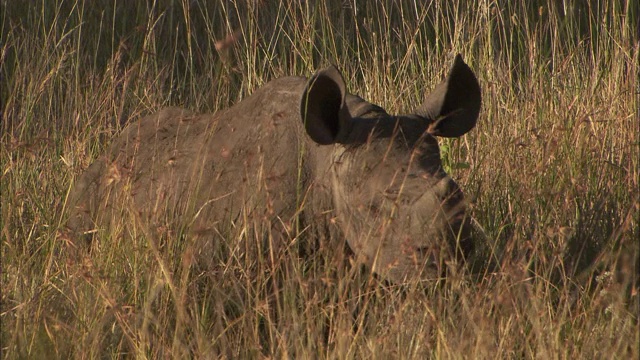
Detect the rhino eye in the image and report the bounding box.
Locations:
[382,189,399,201]
[368,203,381,216]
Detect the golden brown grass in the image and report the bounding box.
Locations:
[2,0,638,358]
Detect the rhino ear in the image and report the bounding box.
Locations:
[301,65,348,145]
[416,54,481,138]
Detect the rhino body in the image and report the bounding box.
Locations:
[67,55,481,283]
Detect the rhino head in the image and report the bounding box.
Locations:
[301,55,481,283]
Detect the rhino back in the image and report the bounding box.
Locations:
[67,76,316,241]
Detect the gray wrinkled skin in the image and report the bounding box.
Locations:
[66,55,481,284]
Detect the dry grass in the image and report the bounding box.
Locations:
[2,0,638,358]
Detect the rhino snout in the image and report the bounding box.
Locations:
[407,176,467,239]
[432,176,473,259]
[435,176,466,216]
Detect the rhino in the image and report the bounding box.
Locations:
[66,54,481,284]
